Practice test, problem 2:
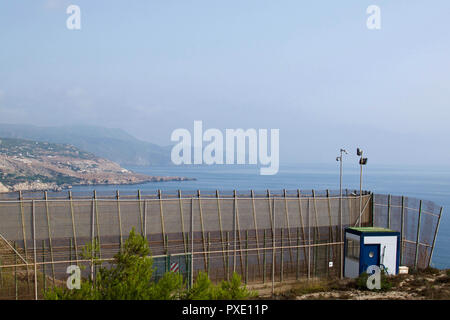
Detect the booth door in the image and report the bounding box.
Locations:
[360,244,380,274]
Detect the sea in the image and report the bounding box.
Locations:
[70,163,450,269]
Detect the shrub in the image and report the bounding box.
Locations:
[45,228,253,300]
[215,273,256,299]
[293,280,330,295]
[356,269,393,291]
[45,228,185,300]
[184,272,255,300]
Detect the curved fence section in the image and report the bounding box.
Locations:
[372,194,442,270]
[0,189,442,299]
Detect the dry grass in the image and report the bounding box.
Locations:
[256,268,450,300]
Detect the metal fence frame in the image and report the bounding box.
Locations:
[0,189,442,300]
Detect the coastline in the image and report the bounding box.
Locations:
[0,175,196,193]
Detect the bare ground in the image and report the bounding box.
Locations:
[250,268,450,300]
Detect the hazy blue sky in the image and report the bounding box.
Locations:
[0,1,449,165]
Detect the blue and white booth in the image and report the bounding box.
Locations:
[344,227,400,278]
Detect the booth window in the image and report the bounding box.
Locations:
[346,239,360,260]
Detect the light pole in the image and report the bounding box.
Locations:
[357,148,368,227]
[336,148,347,279]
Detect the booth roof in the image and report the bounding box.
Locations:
[347,227,397,233]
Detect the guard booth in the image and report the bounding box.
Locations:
[344,227,400,278]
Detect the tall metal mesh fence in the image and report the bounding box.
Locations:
[0,189,442,300]
[372,194,442,270]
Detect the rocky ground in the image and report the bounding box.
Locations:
[0,137,193,192]
[252,268,450,300]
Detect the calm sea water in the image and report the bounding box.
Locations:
[70,163,450,269]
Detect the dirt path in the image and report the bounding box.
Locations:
[250,268,450,300]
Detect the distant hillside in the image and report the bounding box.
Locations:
[0,137,189,192]
[0,124,171,166]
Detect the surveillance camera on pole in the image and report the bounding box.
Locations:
[357,148,368,227]
[357,148,362,157]
[336,148,347,279]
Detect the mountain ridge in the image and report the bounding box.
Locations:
[0,123,172,166]
[0,137,190,192]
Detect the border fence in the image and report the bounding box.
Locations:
[0,189,443,300]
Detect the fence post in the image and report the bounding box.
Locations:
[197,190,207,271]
[283,189,293,263]
[371,193,375,227]
[42,240,46,291]
[340,189,345,279]
[14,241,18,300]
[312,190,320,277]
[32,200,38,300]
[215,190,227,278]
[138,190,144,236]
[44,191,55,285]
[267,190,273,231]
[166,253,170,273]
[19,191,31,291]
[296,227,300,280]
[91,196,95,282]
[143,199,148,239]
[245,230,248,284]
[414,200,423,269]
[271,198,276,296]
[326,190,334,263]
[116,190,123,249]
[250,190,261,275]
[297,190,307,271]
[158,190,167,252]
[226,231,230,281]
[233,190,244,275]
[18,191,27,258]
[207,232,211,275]
[308,197,311,280]
[165,234,169,256]
[68,191,79,264]
[263,229,266,284]
[387,194,391,229]
[280,228,284,282]
[178,190,188,263]
[69,238,72,262]
[168,253,171,274]
[190,197,194,289]
[347,190,353,225]
[428,207,443,267]
[233,191,237,274]
[400,196,405,266]
[186,234,190,289]
[93,190,102,260]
